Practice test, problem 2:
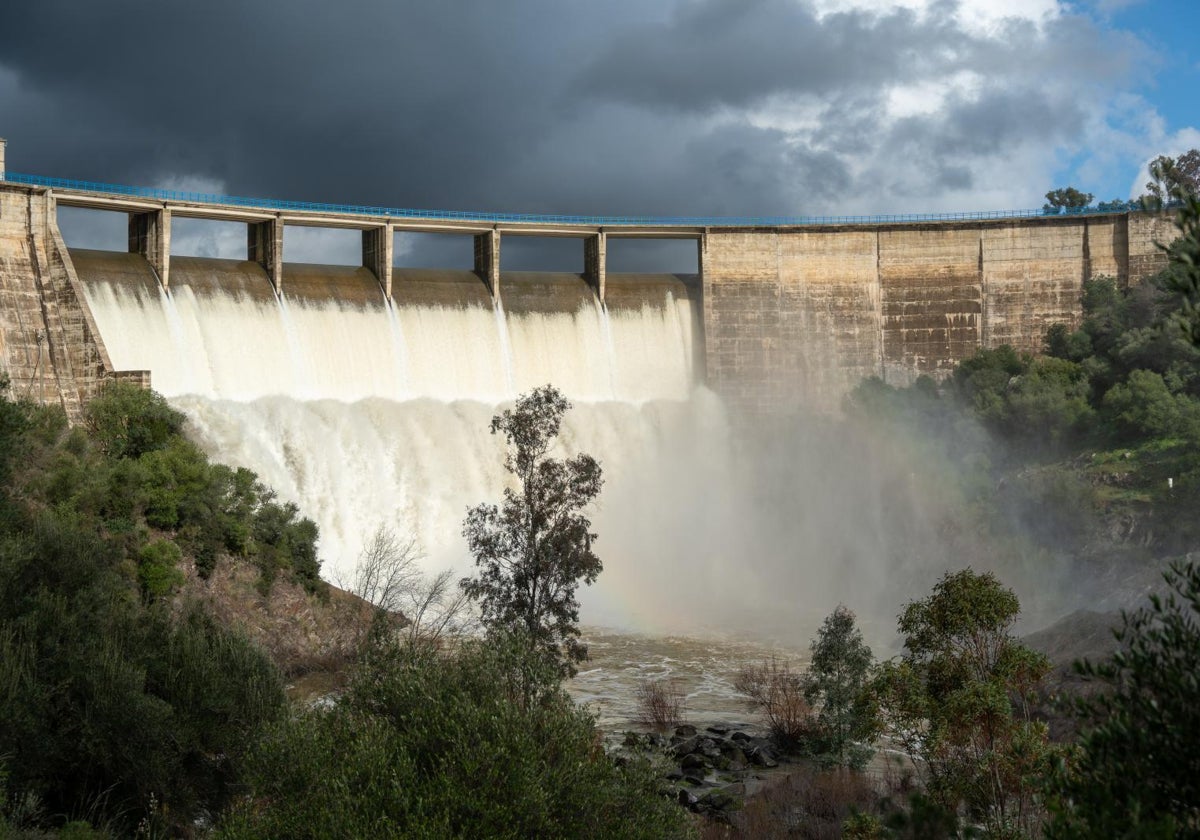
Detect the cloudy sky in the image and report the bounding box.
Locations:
[1,0,1197,267]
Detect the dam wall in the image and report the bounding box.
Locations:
[0,175,1183,420]
[704,215,1176,414]
[0,186,145,421]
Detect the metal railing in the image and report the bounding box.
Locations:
[5,172,1135,228]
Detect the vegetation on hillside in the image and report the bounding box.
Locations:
[0,382,692,839]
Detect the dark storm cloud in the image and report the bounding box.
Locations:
[574,0,970,112]
[0,0,1156,259]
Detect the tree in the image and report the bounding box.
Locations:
[1047,558,1200,837]
[1158,190,1200,347]
[1043,187,1093,215]
[804,606,880,770]
[218,637,690,840]
[344,527,473,649]
[872,570,1053,837]
[460,385,603,677]
[1142,149,1200,205]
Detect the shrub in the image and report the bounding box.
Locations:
[219,635,691,839]
[636,678,687,732]
[137,538,183,597]
[1047,558,1200,837]
[84,381,183,460]
[734,658,813,748]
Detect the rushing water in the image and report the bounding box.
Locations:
[77,253,1076,649]
[569,629,806,731]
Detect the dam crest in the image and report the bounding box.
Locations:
[0,167,1178,420]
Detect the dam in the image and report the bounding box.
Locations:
[0,150,1178,421]
[0,147,1181,629]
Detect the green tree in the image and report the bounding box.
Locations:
[218,636,691,840]
[1043,187,1093,215]
[83,381,184,459]
[1142,149,1200,205]
[804,605,880,770]
[1159,191,1200,347]
[1047,559,1200,837]
[461,385,603,678]
[872,570,1052,837]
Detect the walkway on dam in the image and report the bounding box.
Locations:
[5,171,1134,230]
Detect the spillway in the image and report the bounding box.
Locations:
[73,249,731,629]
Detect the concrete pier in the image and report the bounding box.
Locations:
[128,208,171,287]
[248,218,284,294]
[584,232,606,303]
[362,225,393,299]
[474,229,501,298]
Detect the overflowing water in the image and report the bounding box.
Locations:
[76,253,1077,648]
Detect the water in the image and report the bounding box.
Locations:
[75,254,1078,645]
[569,629,806,731]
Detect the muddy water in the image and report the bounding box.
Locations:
[567,628,807,732]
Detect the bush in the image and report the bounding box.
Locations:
[137,539,183,597]
[84,382,183,460]
[636,678,687,732]
[1103,368,1200,441]
[734,658,813,748]
[219,636,691,839]
[1047,558,1200,837]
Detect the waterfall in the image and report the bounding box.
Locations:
[78,258,740,629]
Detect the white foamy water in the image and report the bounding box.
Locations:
[85,279,697,404]
[81,271,749,630]
[80,264,1066,640]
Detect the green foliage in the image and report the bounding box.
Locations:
[218,636,691,840]
[1046,558,1200,837]
[1142,150,1200,205]
[0,386,310,835]
[1103,369,1200,441]
[137,539,183,597]
[1043,187,1093,215]
[804,605,880,770]
[1160,192,1200,347]
[872,570,1053,837]
[83,382,184,460]
[461,385,603,678]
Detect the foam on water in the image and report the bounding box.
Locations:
[80,268,729,629]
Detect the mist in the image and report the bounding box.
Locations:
[73,247,1096,652]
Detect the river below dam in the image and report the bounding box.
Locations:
[568,628,804,733]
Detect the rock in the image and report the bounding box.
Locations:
[677,789,698,808]
[706,725,731,736]
[730,731,752,743]
[698,738,722,760]
[675,724,697,738]
[681,752,709,772]
[698,788,741,812]
[748,745,779,768]
[621,731,643,748]
[672,735,700,758]
[665,771,683,781]
[720,745,748,769]
[683,774,706,787]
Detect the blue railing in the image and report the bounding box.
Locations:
[4,172,1133,228]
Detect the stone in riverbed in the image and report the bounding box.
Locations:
[672,735,700,758]
[681,752,709,772]
[677,789,698,808]
[747,745,779,768]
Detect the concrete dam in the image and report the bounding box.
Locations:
[0,155,1180,627]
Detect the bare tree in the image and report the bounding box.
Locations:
[341,527,474,649]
